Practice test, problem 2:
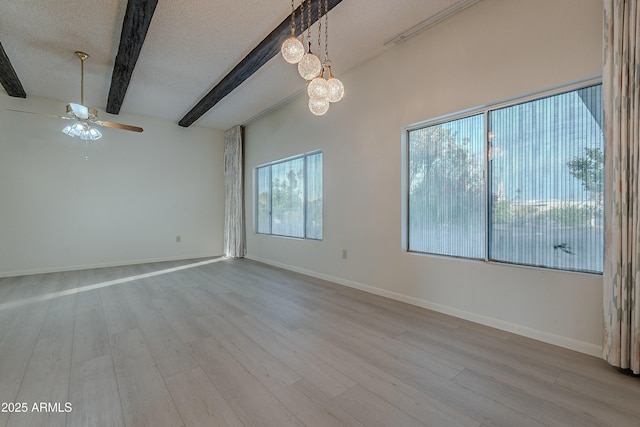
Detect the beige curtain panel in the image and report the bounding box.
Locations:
[602,0,640,373]
[224,125,246,258]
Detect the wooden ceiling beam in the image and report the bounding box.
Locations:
[106,0,158,114]
[0,42,26,98]
[179,0,344,127]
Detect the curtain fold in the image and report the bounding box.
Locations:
[602,0,640,373]
[223,125,246,258]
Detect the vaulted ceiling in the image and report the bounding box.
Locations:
[0,0,477,131]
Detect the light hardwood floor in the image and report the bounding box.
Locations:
[0,258,639,427]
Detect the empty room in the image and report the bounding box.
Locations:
[1,0,639,426]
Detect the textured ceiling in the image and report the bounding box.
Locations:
[0,0,475,130]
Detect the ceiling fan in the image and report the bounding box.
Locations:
[9,51,143,140]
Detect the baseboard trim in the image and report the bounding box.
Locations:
[0,253,223,278]
[245,255,603,358]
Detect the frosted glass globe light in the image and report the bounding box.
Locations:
[298,52,322,80]
[307,76,328,99]
[326,75,344,103]
[281,36,305,64]
[326,76,344,103]
[309,96,330,116]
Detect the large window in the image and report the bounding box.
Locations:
[256,151,323,240]
[407,83,603,273]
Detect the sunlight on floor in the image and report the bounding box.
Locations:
[0,257,226,311]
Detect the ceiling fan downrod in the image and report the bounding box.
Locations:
[75,51,89,105]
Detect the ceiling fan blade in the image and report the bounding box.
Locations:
[68,103,90,119]
[7,109,74,120]
[95,120,143,133]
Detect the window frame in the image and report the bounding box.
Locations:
[401,77,603,274]
[255,150,323,240]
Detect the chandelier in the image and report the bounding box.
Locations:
[280,0,344,116]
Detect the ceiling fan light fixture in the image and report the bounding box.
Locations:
[62,121,85,137]
[62,121,102,141]
[87,127,102,140]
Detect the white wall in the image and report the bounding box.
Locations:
[0,95,225,277]
[244,0,604,355]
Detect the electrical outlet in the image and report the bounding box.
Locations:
[342,249,348,259]
[176,235,181,243]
